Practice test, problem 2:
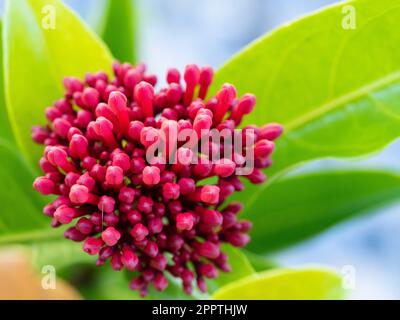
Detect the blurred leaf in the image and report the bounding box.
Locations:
[212,267,345,300]
[244,170,400,254]
[209,246,255,290]
[91,0,137,63]
[211,0,400,210]
[0,21,13,143]
[242,250,277,272]
[0,140,55,244]
[3,0,113,170]
[79,265,141,300]
[30,240,95,271]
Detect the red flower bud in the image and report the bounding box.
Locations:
[83,237,103,255]
[176,213,195,231]
[101,227,121,246]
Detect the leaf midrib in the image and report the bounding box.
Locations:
[285,70,400,132]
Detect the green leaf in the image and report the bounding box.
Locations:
[90,0,137,63]
[242,250,277,272]
[0,19,56,246]
[0,140,54,244]
[0,21,13,143]
[3,0,113,170]
[212,0,400,178]
[209,246,255,290]
[30,240,95,271]
[80,265,141,300]
[212,267,345,300]
[244,170,400,254]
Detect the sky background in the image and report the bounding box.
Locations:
[2,0,400,299]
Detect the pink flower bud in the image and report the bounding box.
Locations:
[199,263,218,279]
[137,196,154,214]
[246,168,267,184]
[69,134,88,159]
[130,157,146,174]
[127,210,142,225]
[77,172,95,191]
[83,237,103,255]
[53,118,72,138]
[121,247,139,271]
[128,120,144,141]
[69,184,89,204]
[177,178,195,195]
[213,83,237,125]
[76,217,93,235]
[200,185,220,205]
[108,91,130,134]
[162,182,180,200]
[144,241,159,258]
[119,187,136,204]
[111,253,123,271]
[225,232,250,247]
[98,196,115,214]
[153,273,168,291]
[102,227,121,246]
[150,254,168,271]
[130,223,149,241]
[112,152,130,172]
[82,87,100,109]
[201,209,223,227]
[194,241,220,259]
[140,126,159,148]
[142,166,161,186]
[64,227,86,242]
[33,177,55,195]
[135,81,154,118]
[183,65,200,106]
[176,213,195,231]
[259,123,284,141]
[213,158,236,177]
[106,166,124,186]
[198,66,214,99]
[148,217,163,234]
[54,205,75,224]
[254,139,275,158]
[166,68,181,84]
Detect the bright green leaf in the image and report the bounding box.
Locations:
[211,0,400,209]
[244,170,400,254]
[0,21,13,143]
[212,267,345,300]
[3,0,113,170]
[90,0,137,63]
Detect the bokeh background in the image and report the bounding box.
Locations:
[2,0,400,299]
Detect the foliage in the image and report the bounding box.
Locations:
[0,0,398,299]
